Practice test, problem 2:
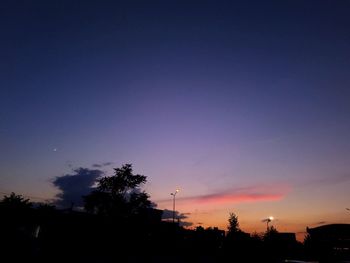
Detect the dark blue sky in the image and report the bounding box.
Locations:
[1,1,350,234]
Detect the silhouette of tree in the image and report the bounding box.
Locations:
[36,203,57,215]
[36,203,56,210]
[98,164,146,194]
[0,192,32,210]
[83,164,152,217]
[196,226,205,232]
[251,231,263,241]
[264,225,278,241]
[227,212,240,235]
[224,212,254,261]
[303,232,311,245]
[0,193,34,261]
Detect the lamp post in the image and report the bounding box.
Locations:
[266,216,274,230]
[170,189,179,223]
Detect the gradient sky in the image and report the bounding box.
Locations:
[1,0,350,240]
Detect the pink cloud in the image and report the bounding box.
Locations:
[186,193,284,204]
[174,184,290,205]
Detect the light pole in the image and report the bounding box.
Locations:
[170,189,179,223]
[266,216,274,230]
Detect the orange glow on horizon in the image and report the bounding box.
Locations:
[192,193,284,204]
[157,183,290,207]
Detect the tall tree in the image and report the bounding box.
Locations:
[264,225,278,241]
[227,212,240,235]
[84,164,152,217]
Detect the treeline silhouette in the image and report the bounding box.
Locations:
[1,164,348,263]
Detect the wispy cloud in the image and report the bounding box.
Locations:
[92,162,113,168]
[162,209,190,220]
[296,173,350,189]
[158,184,290,206]
[162,209,193,227]
[180,192,284,205]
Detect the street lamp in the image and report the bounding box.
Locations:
[170,189,179,223]
[266,216,274,230]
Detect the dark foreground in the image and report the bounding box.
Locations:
[2,207,350,263]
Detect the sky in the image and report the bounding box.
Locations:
[1,0,350,240]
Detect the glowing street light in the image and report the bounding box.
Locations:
[170,189,179,223]
[263,216,274,230]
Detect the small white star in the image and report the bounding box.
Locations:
[53,148,57,152]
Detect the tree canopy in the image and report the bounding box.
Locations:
[84,164,152,217]
[0,192,32,210]
[227,212,240,235]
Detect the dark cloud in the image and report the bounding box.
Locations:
[162,209,192,227]
[162,209,190,220]
[180,221,193,227]
[52,168,104,209]
[92,162,113,168]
